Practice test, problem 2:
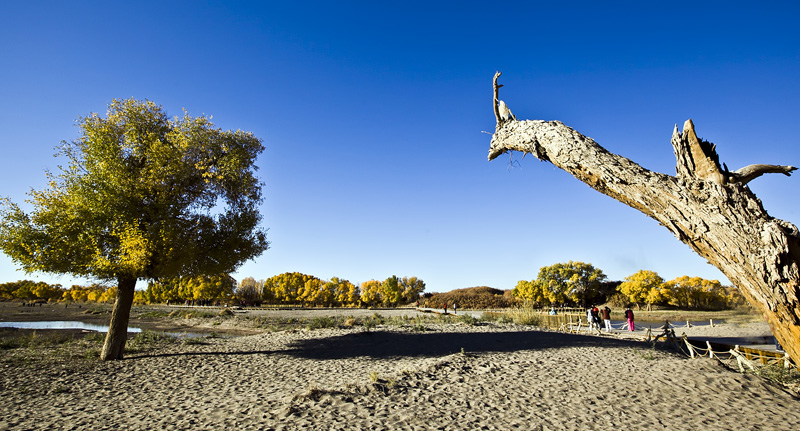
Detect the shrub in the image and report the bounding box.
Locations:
[306,316,337,330]
[505,308,541,326]
[457,314,478,326]
[607,292,630,308]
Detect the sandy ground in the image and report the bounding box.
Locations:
[1,311,799,430]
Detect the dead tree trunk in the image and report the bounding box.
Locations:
[488,72,800,363]
[100,276,137,360]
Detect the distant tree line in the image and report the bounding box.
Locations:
[511,261,745,311]
[0,272,426,308]
[0,280,117,303]
[0,263,744,311]
[253,273,426,307]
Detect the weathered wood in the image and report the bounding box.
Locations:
[487,75,800,364]
[492,71,503,125]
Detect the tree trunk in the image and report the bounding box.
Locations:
[487,75,799,363]
[100,276,137,360]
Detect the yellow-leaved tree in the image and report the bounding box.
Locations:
[618,270,665,310]
[512,279,548,306]
[360,280,382,306]
[0,99,268,360]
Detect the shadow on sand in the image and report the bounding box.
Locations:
[127,328,651,361]
[282,329,647,360]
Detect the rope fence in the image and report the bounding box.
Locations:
[678,333,794,371]
[542,313,797,375]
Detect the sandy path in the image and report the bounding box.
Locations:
[1,322,798,430]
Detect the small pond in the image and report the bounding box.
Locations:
[0,321,211,339]
[0,321,140,333]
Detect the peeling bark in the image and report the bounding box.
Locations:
[488,77,800,363]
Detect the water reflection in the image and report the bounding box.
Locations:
[0,321,140,332]
[0,321,214,338]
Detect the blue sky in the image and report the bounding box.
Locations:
[1,1,798,292]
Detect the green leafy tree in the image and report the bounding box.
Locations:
[11,280,36,300]
[31,282,64,301]
[618,270,664,310]
[236,276,262,305]
[381,275,403,306]
[0,281,17,299]
[535,261,606,307]
[0,98,268,359]
[329,277,358,306]
[399,276,426,303]
[143,278,183,304]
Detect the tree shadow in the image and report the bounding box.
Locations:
[126,348,293,360]
[123,329,652,361]
[283,329,647,360]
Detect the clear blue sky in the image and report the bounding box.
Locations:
[1,1,798,292]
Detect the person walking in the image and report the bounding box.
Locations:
[601,306,612,332]
[624,307,635,331]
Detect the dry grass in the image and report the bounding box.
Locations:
[630,307,760,324]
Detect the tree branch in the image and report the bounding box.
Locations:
[487,73,800,364]
[493,71,503,125]
[730,164,797,185]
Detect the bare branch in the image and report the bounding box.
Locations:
[730,164,797,185]
[487,74,800,363]
[493,71,503,125]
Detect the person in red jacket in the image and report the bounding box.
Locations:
[601,306,612,332]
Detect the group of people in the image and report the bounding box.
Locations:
[586,305,636,332]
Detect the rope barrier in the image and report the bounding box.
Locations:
[680,333,796,372]
[551,316,795,375]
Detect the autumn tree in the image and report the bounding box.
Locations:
[379,276,400,306]
[488,72,800,362]
[618,270,665,310]
[237,276,262,305]
[262,272,319,304]
[512,279,548,306]
[0,98,268,360]
[300,277,327,305]
[360,279,382,306]
[181,274,236,303]
[331,277,359,306]
[399,276,426,303]
[533,261,607,307]
[661,276,727,310]
[142,278,183,304]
